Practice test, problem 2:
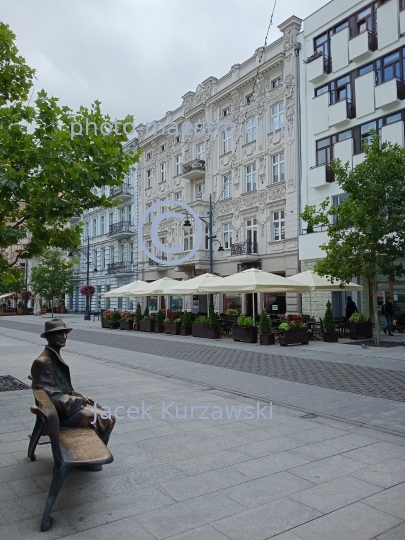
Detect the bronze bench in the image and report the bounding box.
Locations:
[29,388,113,531]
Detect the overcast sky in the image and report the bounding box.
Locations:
[1,0,329,125]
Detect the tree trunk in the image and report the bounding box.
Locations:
[51,298,54,318]
[372,276,380,346]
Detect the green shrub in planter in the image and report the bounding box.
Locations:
[349,313,367,324]
[259,311,272,334]
[155,310,165,326]
[142,306,150,321]
[323,300,338,342]
[182,311,192,327]
[135,303,143,323]
[237,315,254,327]
[226,308,239,315]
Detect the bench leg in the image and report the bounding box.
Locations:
[28,416,44,462]
[41,464,70,532]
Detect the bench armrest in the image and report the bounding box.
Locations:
[32,389,63,464]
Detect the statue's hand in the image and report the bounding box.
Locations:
[83,396,95,405]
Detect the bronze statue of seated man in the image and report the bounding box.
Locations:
[31,318,115,456]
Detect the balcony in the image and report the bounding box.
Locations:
[299,230,328,261]
[148,257,169,270]
[182,159,205,180]
[107,261,134,275]
[349,31,376,62]
[308,164,334,189]
[230,241,259,262]
[69,215,81,225]
[375,78,405,109]
[110,184,133,202]
[328,99,355,128]
[108,221,133,239]
[305,53,331,84]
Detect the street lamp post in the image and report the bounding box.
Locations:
[19,261,28,315]
[183,194,224,312]
[68,237,97,321]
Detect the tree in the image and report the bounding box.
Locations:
[0,267,24,295]
[0,22,141,277]
[301,132,405,345]
[30,250,74,316]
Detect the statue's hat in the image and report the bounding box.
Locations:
[40,318,72,338]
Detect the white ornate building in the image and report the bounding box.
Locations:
[69,137,139,312]
[136,17,303,316]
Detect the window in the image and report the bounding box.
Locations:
[147,152,151,160]
[222,129,232,154]
[376,51,401,85]
[160,145,165,152]
[337,129,352,142]
[196,183,205,200]
[160,162,166,182]
[358,63,373,76]
[183,228,193,251]
[316,137,332,166]
[272,153,285,183]
[314,32,329,56]
[245,117,256,144]
[356,6,373,35]
[330,75,351,104]
[146,203,152,223]
[147,169,152,188]
[175,136,180,144]
[159,237,167,260]
[92,219,97,237]
[272,78,282,88]
[204,226,209,250]
[223,174,232,199]
[118,244,124,262]
[109,246,114,264]
[147,240,152,254]
[273,211,285,241]
[332,193,349,224]
[100,215,105,235]
[128,242,133,263]
[246,93,254,104]
[101,186,105,196]
[315,85,328,98]
[92,250,97,268]
[246,218,258,253]
[246,164,256,192]
[109,212,113,227]
[360,120,377,150]
[196,143,205,160]
[159,200,166,214]
[334,20,349,33]
[126,205,132,223]
[271,103,284,130]
[100,248,105,270]
[222,106,230,117]
[223,223,232,249]
[175,191,182,201]
[175,155,182,176]
[401,0,405,12]
[386,112,402,125]
[119,207,125,222]
[84,222,89,238]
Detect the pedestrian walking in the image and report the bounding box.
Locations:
[345,296,358,320]
[382,296,394,336]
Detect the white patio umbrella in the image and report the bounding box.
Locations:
[33,295,41,316]
[164,273,224,314]
[134,277,179,315]
[103,280,146,298]
[199,269,312,320]
[290,270,363,317]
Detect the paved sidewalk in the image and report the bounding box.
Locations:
[0,319,405,539]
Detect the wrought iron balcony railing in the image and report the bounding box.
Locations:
[108,221,133,236]
[182,159,205,175]
[148,256,168,267]
[107,261,134,275]
[231,241,258,257]
[110,184,133,198]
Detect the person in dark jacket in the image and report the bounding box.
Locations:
[383,296,394,336]
[31,318,115,446]
[345,296,358,320]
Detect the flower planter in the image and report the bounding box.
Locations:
[154,324,165,333]
[349,322,372,340]
[323,331,339,343]
[17,308,24,315]
[279,328,309,346]
[140,319,155,332]
[101,317,110,328]
[120,320,133,330]
[233,326,258,343]
[60,306,67,314]
[165,322,181,335]
[180,326,192,336]
[192,323,209,338]
[0,309,3,316]
[54,307,60,314]
[109,322,120,329]
[208,329,221,340]
[133,322,141,331]
[260,334,275,346]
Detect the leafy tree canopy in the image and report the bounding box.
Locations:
[0,22,141,275]
[30,249,74,302]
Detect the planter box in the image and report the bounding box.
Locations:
[233,326,258,343]
[165,322,181,335]
[101,317,110,328]
[154,324,165,333]
[41,307,48,314]
[120,320,133,330]
[349,322,372,340]
[279,328,309,346]
[133,322,140,331]
[180,326,192,336]
[110,322,120,329]
[54,307,60,314]
[60,307,67,314]
[192,323,209,338]
[17,308,24,315]
[260,334,275,345]
[0,309,3,316]
[140,319,155,332]
[324,331,339,343]
[208,329,221,340]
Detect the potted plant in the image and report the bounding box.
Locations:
[102,309,112,328]
[192,315,210,338]
[134,302,142,331]
[41,301,48,315]
[279,315,310,346]
[233,315,257,343]
[259,311,274,345]
[17,301,24,315]
[120,310,134,330]
[300,205,325,234]
[323,301,338,342]
[180,311,192,336]
[140,306,155,332]
[21,290,32,314]
[165,313,182,335]
[108,310,121,329]
[154,309,165,333]
[226,308,239,315]
[208,308,221,340]
[349,313,372,340]
[60,299,67,314]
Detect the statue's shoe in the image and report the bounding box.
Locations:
[78,464,102,471]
